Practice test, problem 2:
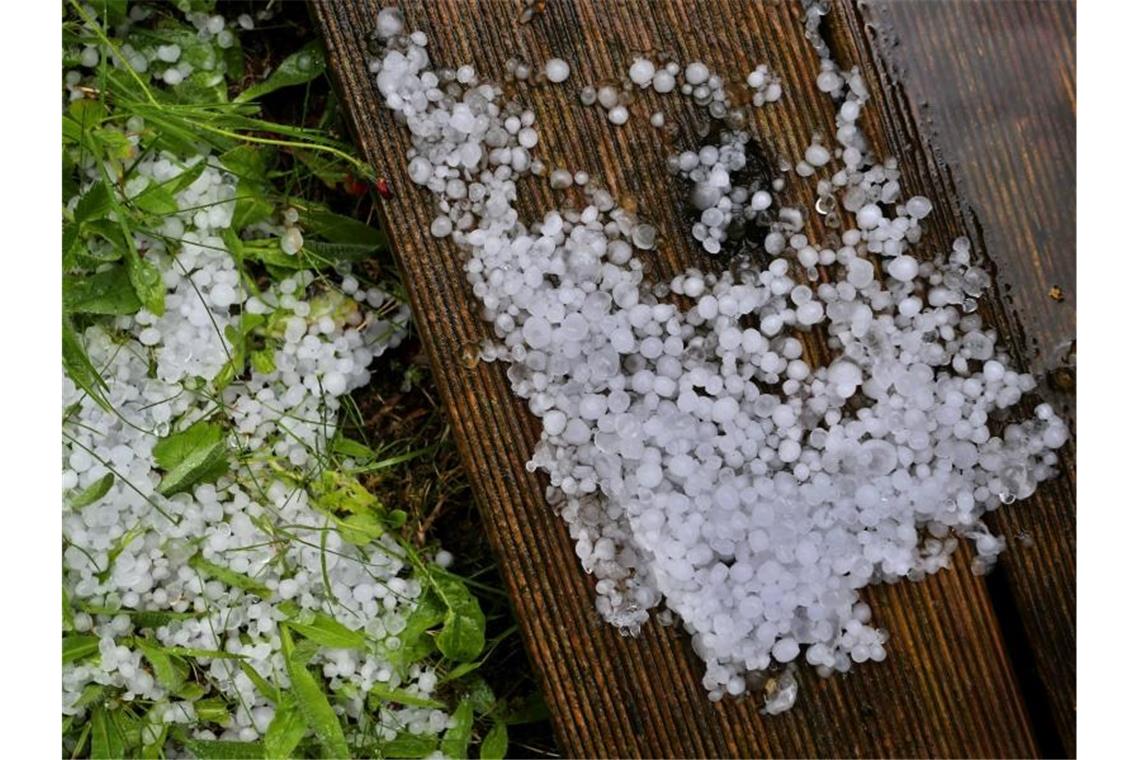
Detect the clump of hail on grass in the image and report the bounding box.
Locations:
[61,4,492,754]
[372,3,1068,710]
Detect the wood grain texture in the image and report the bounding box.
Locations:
[311,1,1070,756]
[861,2,1076,753]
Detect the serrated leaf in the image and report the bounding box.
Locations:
[188,554,270,598]
[288,612,365,650]
[263,695,307,759]
[236,40,326,103]
[370,685,446,710]
[479,720,508,760]
[69,472,115,509]
[286,651,350,758]
[184,739,265,759]
[377,732,439,759]
[423,567,485,662]
[153,420,230,496]
[63,634,100,664]
[63,317,111,412]
[441,699,474,759]
[65,266,141,316]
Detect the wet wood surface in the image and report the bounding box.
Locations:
[313,1,1075,756]
[866,2,1076,754]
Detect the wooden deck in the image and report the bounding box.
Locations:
[312,1,1076,756]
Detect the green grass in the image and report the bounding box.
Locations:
[61,2,554,757]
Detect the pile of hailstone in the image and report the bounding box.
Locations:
[373,5,1068,707]
[59,109,473,746]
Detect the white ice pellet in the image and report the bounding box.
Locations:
[545,57,570,83]
[628,57,655,87]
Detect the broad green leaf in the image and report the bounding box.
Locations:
[303,239,382,265]
[90,706,124,760]
[63,317,111,412]
[250,347,276,375]
[239,237,307,270]
[440,699,475,759]
[218,144,270,182]
[69,472,115,509]
[63,585,75,631]
[299,205,386,246]
[263,695,308,759]
[97,0,128,25]
[231,179,274,228]
[93,127,134,160]
[336,511,385,546]
[110,699,144,751]
[239,660,278,704]
[397,589,447,664]
[63,634,100,664]
[65,266,141,316]
[74,181,113,224]
[236,40,326,103]
[64,100,109,146]
[377,732,438,759]
[479,720,509,760]
[288,612,365,650]
[195,698,233,724]
[292,149,352,189]
[153,420,230,496]
[310,469,379,515]
[135,638,186,692]
[126,249,166,316]
[370,684,446,710]
[130,182,179,216]
[184,739,265,759]
[188,554,270,598]
[465,677,495,715]
[423,567,486,662]
[503,691,551,725]
[286,653,350,759]
[72,684,108,712]
[162,646,246,660]
[332,436,374,462]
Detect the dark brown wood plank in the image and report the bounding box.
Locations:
[313,1,1044,756]
[854,2,1076,753]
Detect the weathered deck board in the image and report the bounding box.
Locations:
[860,2,1076,753]
[313,1,1073,756]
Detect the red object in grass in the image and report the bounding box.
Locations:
[376,177,393,200]
[344,174,368,197]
